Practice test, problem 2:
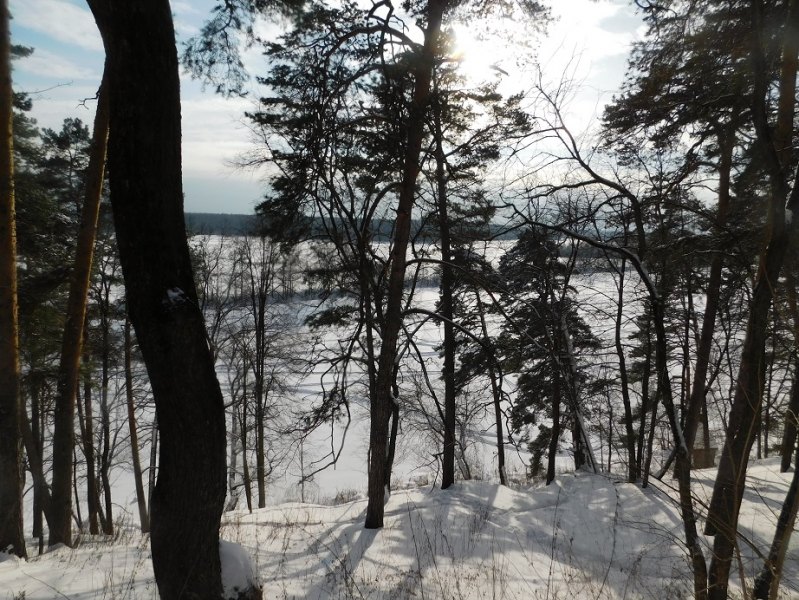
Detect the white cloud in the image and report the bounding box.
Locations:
[11,0,103,52]
[17,48,98,80]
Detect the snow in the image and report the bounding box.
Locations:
[220,540,259,599]
[787,208,793,225]
[3,459,797,599]
[165,286,186,306]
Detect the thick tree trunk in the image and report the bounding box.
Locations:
[365,0,447,529]
[124,318,150,533]
[49,71,109,547]
[706,3,799,596]
[0,0,26,560]
[85,1,229,597]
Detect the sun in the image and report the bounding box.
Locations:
[448,21,533,90]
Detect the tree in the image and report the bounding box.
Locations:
[0,0,26,559]
[705,1,799,595]
[84,1,249,597]
[49,70,109,547]
[497,226,599,481]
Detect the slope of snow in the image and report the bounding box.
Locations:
[2,459,797,599]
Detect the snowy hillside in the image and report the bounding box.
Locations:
[2,459,797,599]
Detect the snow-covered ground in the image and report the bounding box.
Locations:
[2,459,797,599]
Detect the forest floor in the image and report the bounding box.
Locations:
[1,458,797,599]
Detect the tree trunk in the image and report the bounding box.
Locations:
[0,0,26,559]
[125,317,150,533]
[781,273,799,473]
[434,85,456,490]
[83,328,100,535]
[547,359,560,484]
[614,257,637,482]
[753,440,799,599]
[20,404,52,531]
[683,127,733,469]
[84,1,229,596]
[365,0,447,529]
[652,297,708,600]
[31,383,43,540]
[781,358,799,473]
[638,316,654,484]
[99,310,113,535]
[49,70,109,547]
[706,3,799,596]
[476,294,507,485]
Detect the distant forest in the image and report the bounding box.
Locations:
[185,212,520,240]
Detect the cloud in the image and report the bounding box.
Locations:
[11,0,103,52]
[17,48,98,80]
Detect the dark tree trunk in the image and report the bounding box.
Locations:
[84,1,229,597]
[547,360,560,485]
[652,298,709,600]
[706,3,799,596]
[31,384,43,540]
[637,317,654,485]
[781,273,799,473]
[476,294,507,485]
[434,86,456,490]
[83,330,100,535]
[99,310,113,536]
[20,404,52,532]
[781,357,799,473]
[124,318,150,533]
[683,127,733,473]
[49,71,109,547]
[753,440,799,599]
[614,258,637,482]
[0,0,26,560]
[365,0,447,529]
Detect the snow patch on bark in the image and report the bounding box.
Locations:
[165,286,187,306]
[220,540,261,600]
[786,208,793,224]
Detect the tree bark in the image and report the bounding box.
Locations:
[99,297,113,536]
[476,294,507,485]
[20,403,52,531]
[753,441,799,599]
[684,128,734,459]
[85,1,229,596]
[49,70,109,547]
[434,84,457,490]
[0,0,26,559]
[124,317,150,533]
[614,257,637,482]
[82,327,100,535]
[706,2,799,596]
[781,273,799,473]
[365,0,447,529]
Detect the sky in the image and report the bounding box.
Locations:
[10,0,646,215]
